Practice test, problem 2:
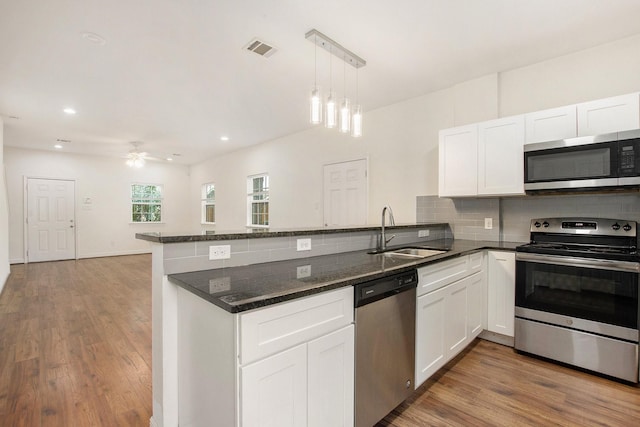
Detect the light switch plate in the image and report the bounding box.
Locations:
[484,218,493,230]
[418,230,430,238]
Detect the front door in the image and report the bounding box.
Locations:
[26,178,76,262]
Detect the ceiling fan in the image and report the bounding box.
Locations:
[125,141,149,168]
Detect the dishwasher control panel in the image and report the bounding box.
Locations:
[354,270,418,307]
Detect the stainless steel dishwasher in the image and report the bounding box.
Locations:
[354,269,417,427]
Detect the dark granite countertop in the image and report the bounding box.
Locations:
[168,239,523,313]
[136,223,448,243]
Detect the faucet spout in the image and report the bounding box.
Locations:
[379,205,396,251]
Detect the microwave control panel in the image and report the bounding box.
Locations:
[619,139,640,174]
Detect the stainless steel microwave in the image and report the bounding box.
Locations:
[524,129,640,192]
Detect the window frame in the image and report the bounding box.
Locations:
[247,173,269,228]
[201,182,216,224]
[130,183,163,223]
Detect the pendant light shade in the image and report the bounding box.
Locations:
[325,91,337,128]
[352,104,362,137]
[339,98,351,133]
[310,86,322,124]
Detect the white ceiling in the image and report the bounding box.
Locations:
[2,0,640,165]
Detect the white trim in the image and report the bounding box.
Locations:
[10,258,25,264]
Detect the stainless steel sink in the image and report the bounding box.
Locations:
[383,248,446,258]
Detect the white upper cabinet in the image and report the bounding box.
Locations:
[478,116,525,196]
[439,124,478,197]
[577,93,640,136]
[525,105,577,143]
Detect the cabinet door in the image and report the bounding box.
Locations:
[525,105,577,143]
[308,325,354,427]
[417,256,469,296]
[467,271,485,340]
[487,251,516,337]
[445,278,469,357]
[415,286,447,387]
[439,124,478,197]
[477,116,525,196]
[577,93,640,136]
[241,344,307,427]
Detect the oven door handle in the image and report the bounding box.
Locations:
[516,252,640,273]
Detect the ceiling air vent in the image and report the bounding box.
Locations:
[245,38,277,58]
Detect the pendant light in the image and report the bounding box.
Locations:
[325,44,337,129]
[310,34,322,124]
[351,66,362,137]
[339,58,351,133]
[305,29,365,137]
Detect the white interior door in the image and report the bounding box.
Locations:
[323,159,367,227]
[27,178,76,262]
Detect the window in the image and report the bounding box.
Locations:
[131,184,163,222]
[247,174,269,227]
[201,183,216,224]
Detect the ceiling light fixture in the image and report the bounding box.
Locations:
[126,142,147,168]
[63,107,76,115]
[220,136,229,141]
[306,29,366,138]
[54,144,63,149]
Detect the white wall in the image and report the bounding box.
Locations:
[0,118,9,292]
[5,147,191,263]
[189,33,640,231]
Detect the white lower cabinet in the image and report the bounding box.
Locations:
[415,253,486,387]
[415,285,447,384]
[487,251,516,337]
[241,325,355,427]
[307,326,355,427]
[241,344,308,427]
[177,286,354,427]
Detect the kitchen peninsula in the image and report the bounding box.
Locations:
[136,223,518,427]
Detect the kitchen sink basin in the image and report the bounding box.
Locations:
[383,248,446,258]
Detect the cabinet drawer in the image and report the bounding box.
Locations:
[417,256,469,296]
[239,287,353,364]
[468,251,484,275]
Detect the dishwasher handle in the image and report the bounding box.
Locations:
[354,269,418,308]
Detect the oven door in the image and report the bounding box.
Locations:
[515,252,639,340]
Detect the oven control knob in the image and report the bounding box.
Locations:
[534,221,541,228]
[542,221,549,228]
[623,223,632,231]
[612,223,621,231]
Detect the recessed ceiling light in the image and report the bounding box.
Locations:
[63,108,76,115]
[220,136,230,141]
[166,157,173,162]
[81,32,107,46]
[54,144,63,149]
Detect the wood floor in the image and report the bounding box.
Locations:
[0,255,152,426]
[1,255,639,426]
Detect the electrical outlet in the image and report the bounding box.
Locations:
[484,218,493,230]
[208,277,231,293]
[296,238,312,251]
[296,265,311,279]
[418,229,430,238]
[209,245,231,260]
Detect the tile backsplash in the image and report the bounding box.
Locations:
[417,196,499,241]
[417,192,640,243]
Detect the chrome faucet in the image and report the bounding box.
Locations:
[379,205,396,251]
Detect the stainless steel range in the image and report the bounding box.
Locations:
[515,218,640,382]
